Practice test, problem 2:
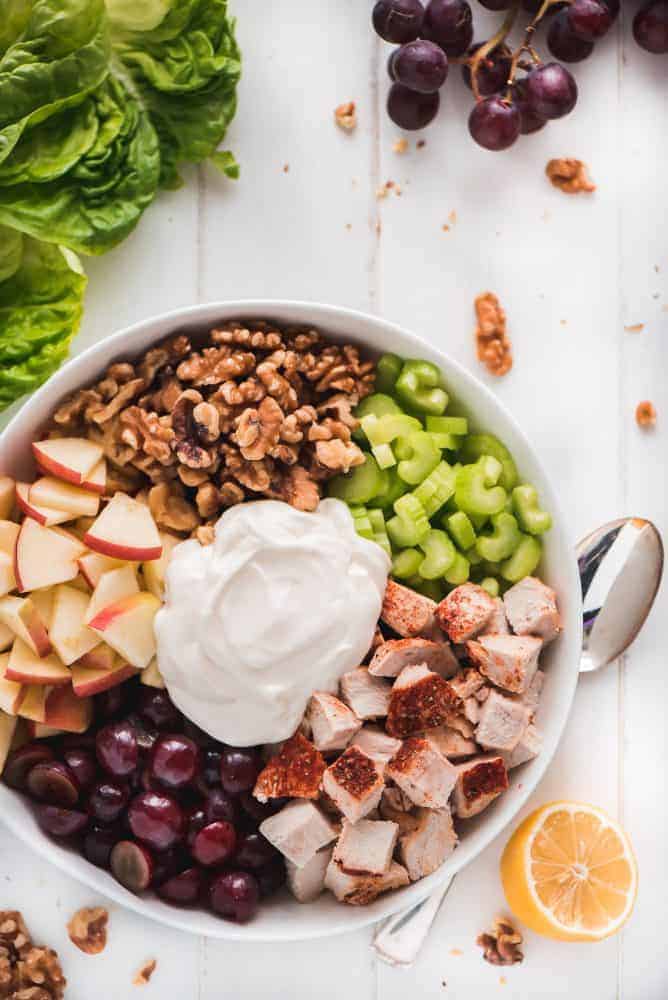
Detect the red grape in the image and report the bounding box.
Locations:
[393,39,449,93]
[26,761,79,807]
[137,688,181,730]
[3,744,54,791]
[511,80,548,134]
[462,43,512,95]
[567,0,612,41]
[469,95,521,150]
[523,63,578,119]
[36,805,88,838]
[477,0,513,8]
[110,840,154,894]
[235,832,278,871]
[205,786,239,825]
[63,749,97,792]
[209,871,260,923]
[256,860,287,898]
[373,0,425,43]
[423,0,474,56]
[83,824,121,868]
[191,820,237,867]
[387,83,440,129]
[150,734,199,789]
[219,748,262,796]
[88,779,129,824]
[634,1,668,53]
[96,721,138,778]
[128,791,184,851]
[94,684,126,721]
[548,12,595,62]
[157,868,204,905]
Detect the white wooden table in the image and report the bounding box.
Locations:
[1,3,666,997]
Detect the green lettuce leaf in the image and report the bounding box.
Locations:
[0,225,86,411]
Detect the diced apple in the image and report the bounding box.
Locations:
[0,652,24,715]
[0,624,13,653]
[76,642,116,672]
[30,589,55,630]
[0,711,18,771]
[72,657,138,698]
[143,532,180,600]
[14,517,85,593]
[84,565,139,626]
[48,584,100,666]
[141,656,165,689]
[17,684,47,723]
[72,516,96,540]
[30,477,100,519]
[0,552,16,598]
[88,591,160,670]
[32,438,103,487]
[43,684,92,733]
[0,520,19,556]
[78,551,124,590]
[0,596,52,657]
[6,639,71,687]
[0,477,15,521]
[15,483,72,528]
[81,459,106,496]
[84,493,162,562]
[26,722,64,739]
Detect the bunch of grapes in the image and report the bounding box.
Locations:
[372,0,668,152]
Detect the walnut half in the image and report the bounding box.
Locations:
[476,917,524,966]
[67,907,108,956]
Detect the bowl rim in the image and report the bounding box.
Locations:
[0,298,583,941]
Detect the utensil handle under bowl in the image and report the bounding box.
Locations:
[372,877,454,967]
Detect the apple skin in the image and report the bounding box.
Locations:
[6,638,71,687]
[0,597,53,658]
[32,439,102,487]
[30,477,100,519]
[72,660,138,697]
[43,684,93,733]
[14,519,83,594]
[76,644,116,672]
[15,483,70,528]
[78,552,123,590]
[81,459,106,495]
[83,532,162,563]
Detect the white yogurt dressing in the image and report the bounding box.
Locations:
[155,499,390,746]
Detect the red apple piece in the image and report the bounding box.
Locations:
[88,591,160,670]
[26,722,64,739]
[0,596,52,657]
[49,584,100,666]
[0,520,19,556]
[32,438,103,486]
[0,711,18,771]
[140,657,165,690]
[0,624,13,653]
[143,532,180,600]
[0,652,24,714]
[30,477,100,519]
[43,684,92,733]
[78,551,124,590]
[15,483,72,528]
[6,639,71,686]
[75,642,116,672]
[72,657,138,697]
[84,565,139,625]
[81,458,106,495]
[14,517,85,592]
[0,477,15,521]
[17,684,47,723]
[84,493,162,562]
[0,553,16,598]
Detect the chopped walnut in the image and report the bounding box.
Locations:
[233,396,283,460]
[635,400,657,428]
[0,912,66,999]
[273,465,319,512]
[546,158,596,194]
[172,391,216,469]
[393,138,408,154]
[315,438,365,473]
[67,907,108,956]
[476,917,524,966]
[195,482,221,519]
[148,482,200,534]
[474,292,513,377]
[133,959,157,986]
[335,101,357,131]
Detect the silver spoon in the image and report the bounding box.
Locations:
[372,516,664,967]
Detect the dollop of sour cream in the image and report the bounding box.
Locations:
[155,499,390,747]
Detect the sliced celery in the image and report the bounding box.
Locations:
[500,534,542,583]
[395,360,448,416]
[512,484,553,536]
[376,353,403,394]
[387,494,430,548]
[392,548,423,579]
[444,551,470,585]
[372,443,396,469]
[455,459,507,517]
[445,510,476,551]
[480,576,500,598]
[476,512,522,562]
[460,433,518,491]
[418,529,456,580]
[412,461,457,518]
[397,431,442,485]
[426,416,469,436]
[327,453,387,505]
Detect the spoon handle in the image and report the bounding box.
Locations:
[372,877,454,966]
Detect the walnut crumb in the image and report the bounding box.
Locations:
[416,139,426,148]
[335,101,357,131]
[546,158,596,194]
[625,323,645,333]
[393,138,409,154]
[474,292,513,377]
[635,400,657,428]
[133,960,157,986]
[476,917,524,966]
[376,180,401,199]
[67,907,108,955]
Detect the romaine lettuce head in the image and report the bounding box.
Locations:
[0,225,86,411]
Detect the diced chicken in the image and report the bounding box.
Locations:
[325,857,409,905]
[322,745,385,823]
[381,579,437,638]
[253,732,325,803]
[386,663,462,738]
[501,723,542,769]
[448,667,486,700]
[260,799,338,868]
[378,787,420,835]
[349,726,402,769]
[425,726,478,760]
[503,576,562,644]
[307,691,362,752]
[448,713,476,739]
[436,584,496,643]
[475,689,531,752]
[466,634,542,695]
[369,637,458,679]
[340,668,391,720]
[333,819,399,876]
[452,754,509,819]
[286,847,333,903]
[485,598,510,635]
[398,807,458,882]
[385,736,458,808]
[463,697,481,725]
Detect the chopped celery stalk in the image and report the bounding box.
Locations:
[413,461,457,518]
[367,509,385,534]
[460,433,519,491]
[430,432,460,451]
[368,467,407,510]
[444,551,470,585]
[376,353,403,394]
[349,506,368,519]
[465,545,483,566]
[445,510,476,551]
[476,512,522,562]
[374,532,392,556]
[372,443,396,469]
[512,484,553,536]
[470,512,489,531]
[418,529,456,580]
[387,493,430,548]
[480,576,500,598]
[426,416,469,436]
[395,360,448,416]
[397,431,442,485]
[454,460,507,517]
[480,454,503,486]
[327,453,387,505]
[393,436,413,461]
[361,413,421,446]
[353,393,401,443]
[353,517,374,539]
[500,534,542,583]
[392,548,423,579]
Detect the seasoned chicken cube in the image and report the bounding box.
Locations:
[325,857,409,905]
[386,663,462,738]
[253,732,325,803]
[260,799,338,868]
[436,583,496,643]
[519,669,544,715]
[381,579,437,637]
[322,745,385,823]
[398,807,457,882]
[485,598,510,635]
[349,726,402,769]
[465,634,542,694]
[307,691,362,752]
[286,847,333,903]
[452,754,509,819]
[333,819,399,876]
[463,697,481,725]
[448,667,486,700]
[503,576,562,643]
[379,788,420,835]
[501,723,542,769]
[368,637,458,679]
[426,726,478,760]
[475,689,531,752]
[448,713,476,739]
[386,736,458,808]
[340,668,391,720]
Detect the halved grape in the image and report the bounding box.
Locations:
[150,734,199,790]
[387,83,440,130]
[191,821,237,867]
[96,721,139,778]
[128,791,185,851]
[468,96,521,151]
[88,779,130,824]
[157,868,204,905]
[110,840,154,894]
[36,805,88,838]
[209,871,260,923]
[3,744,54,791]
[26,761,79,808]
[63,749,97,792]
[83,824,121,868]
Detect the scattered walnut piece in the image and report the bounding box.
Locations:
[635,400,657,428]
[335,101,357,131]
[393,138,408,154]
[67,907,108,956]
[133,959,157,987]
[546,158,596,194]
[474,292,513,377]
[476,917,524,966]
[0,912,66,999]
[625,323,645,333]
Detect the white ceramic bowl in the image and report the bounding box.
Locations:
[0,300,582,941]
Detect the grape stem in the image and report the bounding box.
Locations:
[468,2,520,104]
[505,0,570,99]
